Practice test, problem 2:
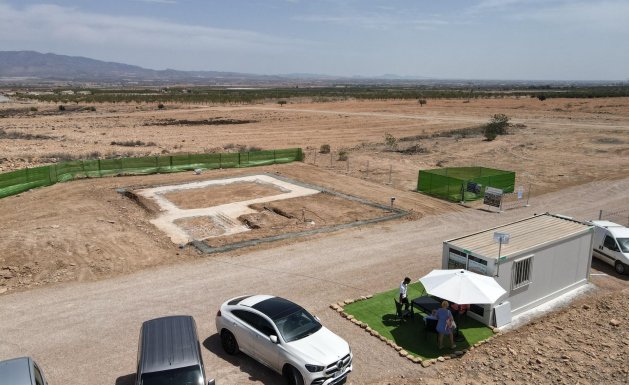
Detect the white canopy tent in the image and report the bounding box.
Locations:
[419,269,506,305]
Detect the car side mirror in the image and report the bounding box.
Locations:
[208,379,215,385]
[269,335,278,344]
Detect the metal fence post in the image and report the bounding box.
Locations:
[598,209,603,220]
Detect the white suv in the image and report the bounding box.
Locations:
[215,295,352,385]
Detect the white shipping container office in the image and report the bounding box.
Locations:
[442,213,593,326]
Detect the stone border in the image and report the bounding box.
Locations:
[330,295,502,368]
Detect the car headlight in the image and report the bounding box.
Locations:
[305,364,324,373]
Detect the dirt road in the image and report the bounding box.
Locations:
[0,177,627,385]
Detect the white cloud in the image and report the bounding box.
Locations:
[295,13,448,31]
[0,3,312,56]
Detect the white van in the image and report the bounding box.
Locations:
[590,220,629,274]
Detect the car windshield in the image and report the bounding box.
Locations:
[141,365,203,385]
[618,238,629,253]
[274,308,322,343]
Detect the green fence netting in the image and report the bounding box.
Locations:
[0,148,303,199]
[417,166,515,202]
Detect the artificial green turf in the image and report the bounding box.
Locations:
[343,282,494,359]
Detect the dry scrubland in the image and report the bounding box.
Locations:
[0,97,628,385]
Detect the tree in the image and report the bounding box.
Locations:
[484,114,509,141]
[537,94,547,101]
[418,98,427,107]
[277,100,287,107]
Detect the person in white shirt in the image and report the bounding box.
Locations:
[399,277,411,312]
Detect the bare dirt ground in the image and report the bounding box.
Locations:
[163,181,285,209]
[0,97,628,385]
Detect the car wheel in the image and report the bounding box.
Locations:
[614,261,626,275]
[284,365,304,385]
[221,330,239,355]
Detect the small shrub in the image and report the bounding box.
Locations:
[58,105,66,111]
[484,129,498,141]
[418,99,427,107]
[537,95,547,101]
[157,103,165,109]
[319,144,331,154]
[483,114,509,141]
[30,107,38,112]
[277,100,287,107]
[0,129,54,140]
[384,132,398,149]
[88,106,96,111]
[110,140,156,147]
[42,152,77,162]
[399,144,429,154]
[338,149,348,161]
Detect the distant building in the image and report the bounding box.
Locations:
[59,90,75,95]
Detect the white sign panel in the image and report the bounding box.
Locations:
[493,232,510,244]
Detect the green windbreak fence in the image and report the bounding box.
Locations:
[0,148,303,199]
[417,166,515,202]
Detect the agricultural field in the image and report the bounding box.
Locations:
[0,95,628,385]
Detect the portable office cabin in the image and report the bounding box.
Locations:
[442,213,593,326]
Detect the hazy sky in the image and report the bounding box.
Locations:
[1,0,627,80]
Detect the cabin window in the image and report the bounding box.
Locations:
[512,255,533,290]
[448,248,466,269]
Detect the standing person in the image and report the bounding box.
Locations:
[399,277,411,313]
[436,300,456,349]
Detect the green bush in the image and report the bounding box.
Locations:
[484,114,509,141]
[58,105,65,111]
[319,144,330,154]
[157,103,165,109]
[29,107,38,112]
[338,149,348,161]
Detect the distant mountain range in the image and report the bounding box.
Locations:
[0,51,428,86]
[0,51,620,87]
